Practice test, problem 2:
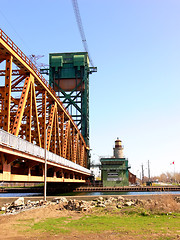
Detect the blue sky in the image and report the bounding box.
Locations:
[0,0,180,177]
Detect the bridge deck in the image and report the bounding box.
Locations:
[0,129,90,182]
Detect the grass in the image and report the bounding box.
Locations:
[69,212,180,234]
[21,209,180,239]
[31,217,71,234]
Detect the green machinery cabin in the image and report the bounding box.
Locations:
[100,157,130,187]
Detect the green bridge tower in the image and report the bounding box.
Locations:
[49,52,96,162]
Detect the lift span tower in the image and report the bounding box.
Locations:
[49,52,96,149]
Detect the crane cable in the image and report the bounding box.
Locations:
[71,0,94,67]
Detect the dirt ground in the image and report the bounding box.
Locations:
[0,195,179,240]
[0,204,132,240]
[0,205,79,240]
[0,202,151,240]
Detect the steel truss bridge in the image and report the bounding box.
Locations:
[0,29,91,184]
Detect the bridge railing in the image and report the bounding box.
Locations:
[0,129,90,174]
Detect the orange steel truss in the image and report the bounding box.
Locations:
[0,29,88,168]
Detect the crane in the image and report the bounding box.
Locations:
[71,0,95,68]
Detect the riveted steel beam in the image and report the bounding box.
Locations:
[46,103,56,151]
[41,91,47,149]
[31,78,41,147]
[73,133,79,163]
[63,120,70,158]
[12,75,32,136]
[3,55,13,132]
[25,83,32,142]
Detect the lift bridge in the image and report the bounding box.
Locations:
[0,29,96,185]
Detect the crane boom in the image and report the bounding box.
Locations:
[71,0,94,67]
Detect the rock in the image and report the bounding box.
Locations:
[104,199,112,205]
[81,207,88,211]
[116,204,122,209]
[1,206,6,211]
[98,197,104,201]
[1,199,56,215]
[26,200,31,205]
[109,197,116,202]
[39,200,47,206]
[124,201,134,207]
[96,203,106,208]
[15,206,23,211]
[90,201,96,206]
[117,196,124,201]
[135,199,144,205]
[175,197,180,203]
[13,197,24,206]
[4,203,10,208]
[60,197,68,203]
[52,198,59,203]
[62,199,94,212]
[57,203,65,210]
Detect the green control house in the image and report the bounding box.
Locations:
[100,138,130,187]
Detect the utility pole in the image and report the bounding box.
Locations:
[148,160,150,181]
[174,162,176,184]
[44,128,47,201]
[44,126,51,201]
[141,164,144,184]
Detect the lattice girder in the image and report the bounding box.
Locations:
[0,28,88,168]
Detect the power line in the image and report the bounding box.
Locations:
[71,0,94,67]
